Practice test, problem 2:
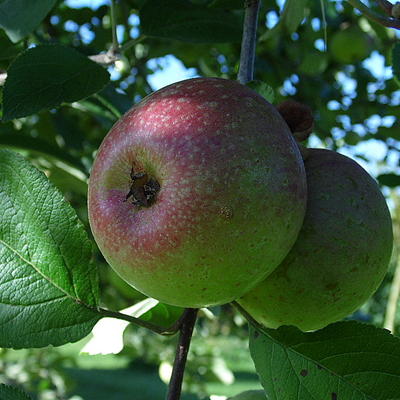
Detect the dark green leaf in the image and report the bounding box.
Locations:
[227,390,267,400]
[298,51,328,75]
[392,43,400,87]
[378,125,400,141]
[208,0,244,9]
[0,31,23,61]
[140,0,243,43]
[377,173,400,187]
[0,132,86,172]
[0,0,57,42]
[0,149,100,348]
[260,0,309,40]
[246,80,275,103]
[250,321,400,400]
[284,0,309,33]
[140,301,184,329]
[344,131,361,145]
[0,384,32,400]
[2,45,110,121]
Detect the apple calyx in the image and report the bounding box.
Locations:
[276,100,313,142]
[124,168,160,207]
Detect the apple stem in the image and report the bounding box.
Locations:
[237,0,261,84]
[166,308,198,400]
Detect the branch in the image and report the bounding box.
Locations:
[237,0,261,84]
[377,0,394,15]
[166,309,198,400]
[346,0,400,29]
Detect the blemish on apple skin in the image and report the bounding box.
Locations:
[219,206,233,219]
[325,282,339,291]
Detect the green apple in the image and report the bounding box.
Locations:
[88,78,307,308]
[238,148,393,331]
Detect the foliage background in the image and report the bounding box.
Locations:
[0,0,399,399]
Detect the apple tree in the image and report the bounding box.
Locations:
[1,1,400,399]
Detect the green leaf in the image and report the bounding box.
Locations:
[250,321,400,400]
[246,80,275,103]
[0,31,23,61]
[0,0,57,43]
[227,390,267,400]
[0,132,86,172]
[260,0,308,41]
[392,43,400,87]
[0,149,100,348]
[0,384,33,400]
[298,51,328,76]
[208,0,244,9]
[140,301,184,329]
[284,0,309,34]
[2,45,110,121]
[140,0,243,43]
[377,173,400,187]
[378,125,400,141]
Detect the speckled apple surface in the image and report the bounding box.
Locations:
[238,148,393,330]
[88,78,307,308]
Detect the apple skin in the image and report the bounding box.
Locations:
[238,148,393,331]
[88,77,307,308]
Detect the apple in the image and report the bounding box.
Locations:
[228,390,266,400]
[88,77,307,308]
[238,148,393,331]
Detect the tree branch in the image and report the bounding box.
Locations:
[346,0,400,29]
[166,309,198,400]
[377,0,394,15]
[238,0,261,84]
